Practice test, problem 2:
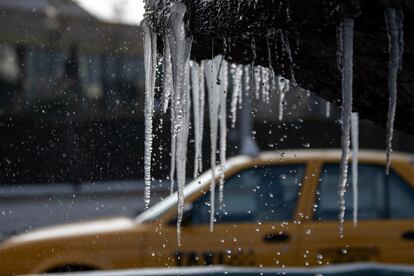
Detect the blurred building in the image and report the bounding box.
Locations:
[0,0,146,184]
[0,0,170,239]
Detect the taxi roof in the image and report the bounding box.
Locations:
[258,149,414,162]
[135,149,414,224]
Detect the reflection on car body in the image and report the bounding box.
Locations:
[1,149,414,274]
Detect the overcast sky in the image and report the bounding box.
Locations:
[74,0,144,25]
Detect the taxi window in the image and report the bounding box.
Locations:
[314,164,414,221]
[389,172,414,219]
[191,164,305,225]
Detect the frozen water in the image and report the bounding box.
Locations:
[326,102,331,118]
[199,61,206,174]
[141,17,157,209]
[261,67,271,104]
[240,64,260,155]
[351,112,359,226]
[162,37,173,114]
[276,76,290,121]
[166,2,193,244]
[254,66,261,99]
[191,61,203,178]
[205,56,222,231]
[219,60,228,207]
[141,2,406,243]
[338,17,354,237]
[384,8,404,175]
[230,64,243,128]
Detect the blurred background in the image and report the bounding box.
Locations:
[0,0,414,242]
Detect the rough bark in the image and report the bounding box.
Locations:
[146,0,414,134]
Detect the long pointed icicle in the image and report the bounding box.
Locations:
[166,34,176,195]
[254,66,261,100]
[199,62,206,173]
[277,77,289,121]
[162,37,173,114]
[351,112,359,226]
[141,18,157,209]
[230,64,243,128]
[338,17,354,237]
[175,59,191,246]
[384,8,404,175]
[167,2,193,245]
[219,61,228,207]
[191,61,201,178]
[205,55,224,232]
[261,67,271,104]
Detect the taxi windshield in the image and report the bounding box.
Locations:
[134,167,214,223]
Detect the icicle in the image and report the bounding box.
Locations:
[205,55,225,231]
[240,64,260,155]
[166,2,193,245]
[351,112,359,227]
[162,37,173,113]
[230,64,243,128]
[277,76,289,121]
[237,68,243,110]
[326,102,331,118]
[261,67,271,104]
[191,61,202,178]
[384,8,404,175]
[141,18,157,209]
[199,62,206,173]
[219,60,228,207]
[175,60,191,247]
[254,66,261,99]
[244,65,251,96]
[167,37,176,195]
[170,130,176,194]
[338,17,354,237]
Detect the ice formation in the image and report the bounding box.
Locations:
[384,8,404,175]
[276,76,290,121]
[162,38,173,114]
[141,1,405,244]
[261,67,271,104]
[338,17,354,237]
[326,102,331,118]
[205,55,228,231]
[351,112,359,226]
[254,66,262,99]
[219,61,228,207]
[230,64,243,128]
[166,2,193,244]
[190,61,203,178]
[141,18,157,209]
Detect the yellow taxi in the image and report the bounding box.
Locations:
[1,149,414,274]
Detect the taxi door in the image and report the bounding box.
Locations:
[300,160,414,266]
[146,162,312,268]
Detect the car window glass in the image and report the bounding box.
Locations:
[389,172,414,219]
[191,164,305,225]
[314,164,414,221]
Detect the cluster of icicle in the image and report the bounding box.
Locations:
[141,2,291,245]
[337,8,404,236]
[142,1,405,242]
